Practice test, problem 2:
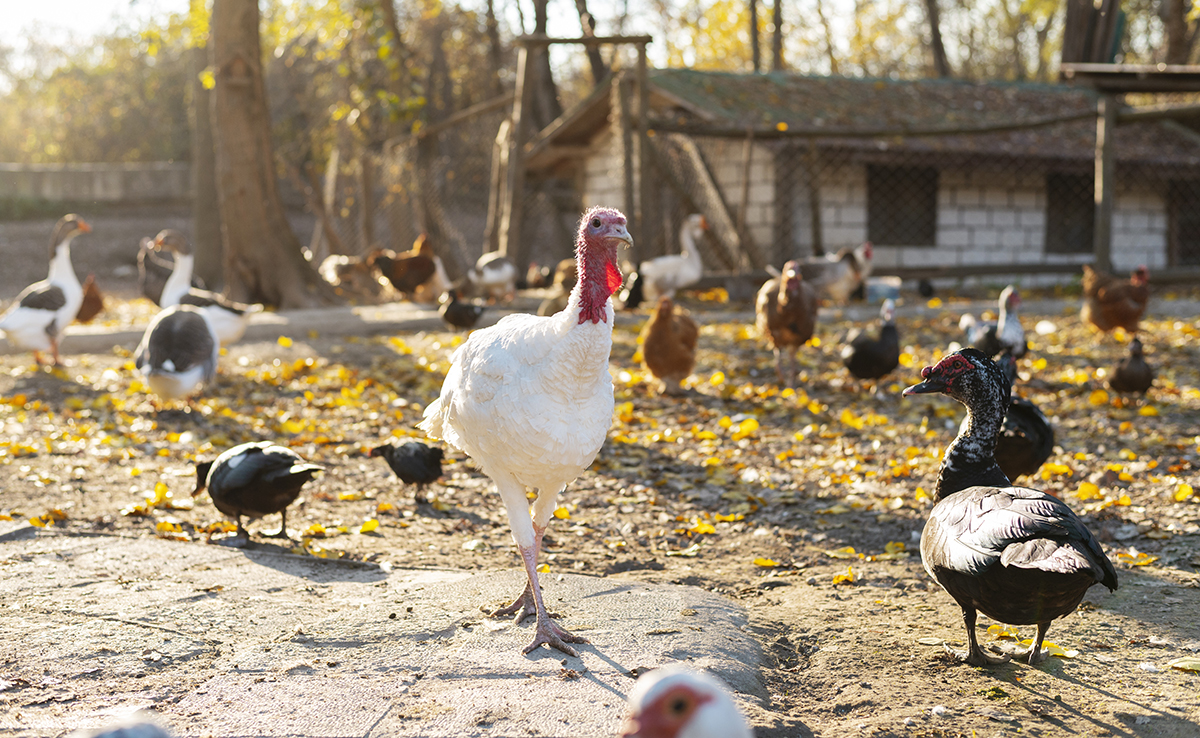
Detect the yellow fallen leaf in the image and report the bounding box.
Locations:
[536,563,550,573]
[816,504,851,515]
[1117,551,1158,566]
[731,417,759,440]
[753,557,780,567]
[826,546,859,559]
[553,507,570,519]
[689,521,716,535]
[1076,481,1102,500]
[710,371,725,386]
[926,297,943,308]
[278,336,294,348]
[1175,483,1194,502]
[338,491,364,501]
[359,519,380,533]
[832,565,855,584]
[1088,389,1109,406]
[303,523,327,538]
[376,502,395,513]
[1019,638,1078,658]
[1168,657,1200,673]
[1138,405,1159,417]
[988,624,1021,640]
[155,521,182,533]
[715,513,744,522]
[432,499,452,511]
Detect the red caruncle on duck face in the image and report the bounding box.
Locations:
[926,353,975,387]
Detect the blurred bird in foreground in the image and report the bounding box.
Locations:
[621,664,753,738]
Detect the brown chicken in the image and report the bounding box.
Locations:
[756,260,818,386]
[74,274,104,323]
[1081,264,1149,334]
[372,234,437,296]
[639,296,699,395]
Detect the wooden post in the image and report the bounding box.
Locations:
[1094,93,1116,273]
[498,45,533,263]
[737,129,754,265]
[807,139,824,257]
[615,73,635,227]
[636,43,650,251]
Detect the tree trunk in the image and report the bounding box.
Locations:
[1164,0,1198,64]
[484,0,505,96]
[749,0,761,72]
[771,0,784,71]
[924,0,952,78]
[189,44,223,288]
[574,0,609,84]
[530,0,562,129]
[210,0,338,308]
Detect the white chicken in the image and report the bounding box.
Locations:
[419,207,631,656]
[627,214,708,307]
[466,251,519,302]
[621,664,753,738]
[798,241,873,304]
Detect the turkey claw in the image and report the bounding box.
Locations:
[523,620,588,657]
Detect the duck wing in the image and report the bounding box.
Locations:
[15,282,67,312]
[924,485,1117,590]
[994,397,1054,481]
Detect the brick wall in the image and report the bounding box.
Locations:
[0,162,191,203]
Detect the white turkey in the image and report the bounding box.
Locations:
[621,664,753,738]
[0,214,91,365]
[419,206,631,656]
[623,214,707,308]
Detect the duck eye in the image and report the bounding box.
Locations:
[591,217,602,229]
[669,697,689,714]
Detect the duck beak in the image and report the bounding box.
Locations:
[902,378,944,396]
[78,220,92,234]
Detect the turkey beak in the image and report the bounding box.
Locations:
[610,225,634,249]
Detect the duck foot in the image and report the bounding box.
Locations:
[946,643,1010,666]
[214,532,251,548]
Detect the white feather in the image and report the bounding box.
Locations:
[624,664,753,738]
[0,241,83,352]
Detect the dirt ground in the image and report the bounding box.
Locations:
[2,216,1200,736]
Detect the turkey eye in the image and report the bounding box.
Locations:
[670,697,689,714]
[591,217,602,228]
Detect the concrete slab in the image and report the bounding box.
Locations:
[0,530,765,737]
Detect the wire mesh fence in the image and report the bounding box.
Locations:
[314,79,1200,289]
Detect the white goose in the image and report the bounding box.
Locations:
[135,304,219,404]
[151,229,262,345]
[626,214,708,307]
[0,214,91,365]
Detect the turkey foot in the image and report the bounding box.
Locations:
[488,580,537,623]
[523,615,588,657]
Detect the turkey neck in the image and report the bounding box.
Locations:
[575,242,618,325]
[935,389,1011,499]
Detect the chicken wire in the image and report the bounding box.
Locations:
[317,89,1200,284]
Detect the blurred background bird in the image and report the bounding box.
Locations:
[960,285,1025,358]
[639,296,698,396]
[1109,336,1153,394]
[756,260,818,387]
[370,439,444,504]
[1081,264,1149,335]
[623,213,707,309]
[799,241,873,305]
[841,298,899,385]
[134,304,218,407]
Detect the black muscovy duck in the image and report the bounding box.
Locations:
[959,285,1026,358]
[370,439,444,503]
[904,348,1117,666]
[974,352,1055,482]
[1109,337,1153,395]
[193,442,323,547]
[841,298,899,382]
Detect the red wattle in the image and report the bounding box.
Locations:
[605,261,623,295]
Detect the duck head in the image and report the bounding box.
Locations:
[903,348,1008,409]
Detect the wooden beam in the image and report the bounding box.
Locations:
[1061,63,1200,92]
[636,43,650,251]
[498,47,533,262]
[1094,93,1116,274]
[515,34,653,47]
[614,74,635,225]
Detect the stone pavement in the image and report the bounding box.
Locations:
[0,526,769,737]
